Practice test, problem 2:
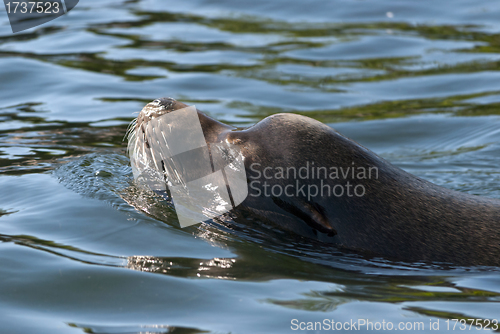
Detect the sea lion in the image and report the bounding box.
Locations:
[127,97,500,267]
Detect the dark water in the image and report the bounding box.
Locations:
[1,0,500,333]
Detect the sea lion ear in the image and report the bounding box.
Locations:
[272,197,337,237]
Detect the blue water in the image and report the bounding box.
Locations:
[1,0,500,333]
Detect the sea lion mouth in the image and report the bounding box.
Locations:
[127,98,247,227]
[127,97,223,184]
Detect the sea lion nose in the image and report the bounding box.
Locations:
[151,97,176,109]
[134,98,235,144]
[146,97,190,114]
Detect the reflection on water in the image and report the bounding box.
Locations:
[67,322,209,334]
[1,0,500,332]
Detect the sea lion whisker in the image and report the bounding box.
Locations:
[123,118,137,141]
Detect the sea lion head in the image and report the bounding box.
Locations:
[127,97,385,241]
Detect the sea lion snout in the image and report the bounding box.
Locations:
[135,97,190,130]
[149,97,188,112]
[132,98,235,147]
